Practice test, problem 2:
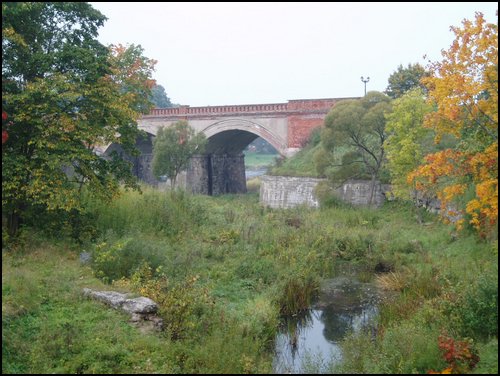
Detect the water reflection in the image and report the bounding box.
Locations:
[273,277,380,374]
[245,168,267,179]
[321,304,378,343]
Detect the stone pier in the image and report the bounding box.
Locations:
[187,153,247,195]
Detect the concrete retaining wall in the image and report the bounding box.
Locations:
[259,176,392,208]
[259,176,324,208]
[336,179,391,207]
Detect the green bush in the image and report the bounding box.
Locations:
[453,272,498,339]
[336,321,444,374]
[314,181,347,208]
[91,233,169,284]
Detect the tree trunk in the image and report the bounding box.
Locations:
[368,174,377,207]
[7,210,20,237]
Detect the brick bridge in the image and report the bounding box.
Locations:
[104,97,355,195]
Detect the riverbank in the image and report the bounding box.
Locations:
[2,190,497,374]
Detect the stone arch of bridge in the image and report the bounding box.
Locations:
[102,131,158,185]
[102,131,156,157]
[201,119,286,156]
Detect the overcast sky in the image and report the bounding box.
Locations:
[90,2,497,107]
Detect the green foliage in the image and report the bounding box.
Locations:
[149,84,173,108]
[269,141,321,177]
[88,187,209,238]
[235,258,277,285]
[385,63,429,99]
[151,120,206,187]
[444,270,498,340]
[2,3,156,236]
[384,88,435,198]
[318,91,392,204]
[474,339,498,374]
[245,137,278,154]
[314,181,346,209]
[243,152,277,168]
[108,43,157,114]
[116,264,218,342]
[240,296,279,346]
[246,177,261,193]
[2,243,173,374]
[275,273,319,316]
[308,126,323,147]
[3,191,498,374]
[21,206,99,243]
[90,233,169,284]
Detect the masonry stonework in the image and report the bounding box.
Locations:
[187,154,246,195]
[103,97,358,194]
[260,176,391,208]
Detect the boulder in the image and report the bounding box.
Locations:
[121,297,158,314]
[83,288,163,332]
[82,288,128,309]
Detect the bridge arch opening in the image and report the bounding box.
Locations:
[200,130,279,188]
[188,129,272,196]
[201,119,287,156]
[244,137,278,180]
[102,131,158,185]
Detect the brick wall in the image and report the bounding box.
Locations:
[287,115,325,148]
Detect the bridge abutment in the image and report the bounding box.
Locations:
[187,154,247,195]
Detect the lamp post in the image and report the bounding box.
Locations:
[360,76,370,96]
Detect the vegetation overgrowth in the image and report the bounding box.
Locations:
[3,189,497,374]
[2,4,497,374]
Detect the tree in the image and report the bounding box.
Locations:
[385,63,429,99]
[408,12,498,236]
[317,91,392,205]
[384,88,435,199]
[152,120,206,188]
[2,2,156,236]
[150,84,173,108]
[108,43,157,114]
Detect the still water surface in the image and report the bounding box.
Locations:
[273,277,382,373]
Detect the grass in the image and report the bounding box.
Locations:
[269,142,321,177]
[2,191,498,374]
[243,152,278,169]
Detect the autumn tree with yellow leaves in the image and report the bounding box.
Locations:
[408,12,498,237]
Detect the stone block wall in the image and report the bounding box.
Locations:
[259,176,392,209]
[336,180,391,207]
[186,153,247,195]
[259,176,324,208]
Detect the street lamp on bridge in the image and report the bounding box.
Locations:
[360,76,370,96]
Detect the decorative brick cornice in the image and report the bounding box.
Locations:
[144,97,358,118]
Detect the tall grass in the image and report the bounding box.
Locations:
[3,189,497,374]
[85,187,208,238]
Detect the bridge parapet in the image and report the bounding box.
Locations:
[148,103,288,117]
[145,98,357,118]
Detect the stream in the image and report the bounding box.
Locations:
[273,276,384,373]
[245,168,267,180]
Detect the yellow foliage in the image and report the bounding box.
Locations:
[410,12,498,236]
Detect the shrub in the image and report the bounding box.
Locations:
[156,275,216,341]
[91,233,169,284]
[240,296,279,346]
[314,181,346,208]
[246,177,261,193]
[452,273,498,339]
